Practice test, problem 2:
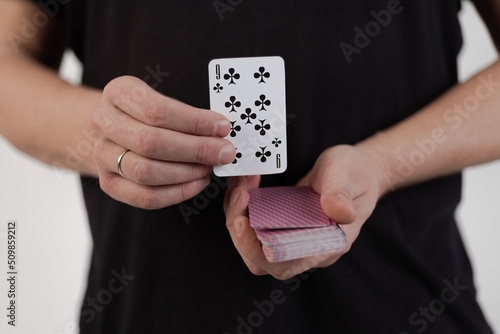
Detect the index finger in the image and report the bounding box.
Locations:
[104,76,231,137]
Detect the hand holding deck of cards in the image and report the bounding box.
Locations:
[209,56,346,262]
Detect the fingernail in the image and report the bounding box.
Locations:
[230,188,241,207]
[218,144,235,165]
[234,218,244,237]
[214,120,231,137]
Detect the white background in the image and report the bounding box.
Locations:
[0,2,499,333]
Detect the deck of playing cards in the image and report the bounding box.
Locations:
[209,56,287,177]
[248,186,347,263]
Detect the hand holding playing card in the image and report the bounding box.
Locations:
[224,144,386,280]
[91,76,235,209]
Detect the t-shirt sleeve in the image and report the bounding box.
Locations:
[25,0,66,19]
[25,0,87,62]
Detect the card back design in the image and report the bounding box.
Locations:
[247,186,347,262]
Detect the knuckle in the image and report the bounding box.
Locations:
[90,108,103,132]
[162,100,175,121]
[190,165,210,180]
[99,174,116,195]
[139,189,160,210]
[177,184,192,203]
[104,76,145,107]
[191,115,203,134]
[273,270,294,281]
[103,77,124,98]
[137,128,158,156]
[178,181,202,202]
[194,141,212,163]
[132,160,156,184]
[248,265,266,276]
[91,106,115,135]
[90,108,100,129]
[91,141,105,164]
[191,112,212,135]
[142,101,164,126]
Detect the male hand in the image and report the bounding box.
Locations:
[91,76,235,209]
[224,145,387,280]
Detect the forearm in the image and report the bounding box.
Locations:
[0,53,101,176]
[358,60,500,194]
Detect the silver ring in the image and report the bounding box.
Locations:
[117,149,131,178]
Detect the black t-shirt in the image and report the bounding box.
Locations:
[36,0,493,333]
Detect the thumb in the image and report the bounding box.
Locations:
[320,182,357,225]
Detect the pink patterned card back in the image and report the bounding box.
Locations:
[248,186,332,229]
[247,186,347,262]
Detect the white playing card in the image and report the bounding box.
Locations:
[208,56,287,177]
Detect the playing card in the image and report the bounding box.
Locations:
[248,186,347,262]
[254,226,346,252]
[208,56,287,176]
[248,186,332,229]
[256,226,346,263]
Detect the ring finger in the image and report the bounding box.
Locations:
[94,139,211,186]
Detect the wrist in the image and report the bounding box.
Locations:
[355,132,395,196]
